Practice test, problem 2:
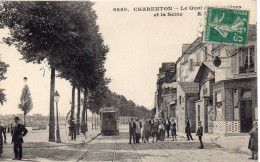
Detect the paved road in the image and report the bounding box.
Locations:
[1,126,252,162]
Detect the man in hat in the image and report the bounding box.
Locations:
[185,117,193,140]
[196,121,204,149]
[12,117,28,160]
[129,117,136,144]
[69,120,76,141]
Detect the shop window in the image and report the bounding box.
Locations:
[233,89,239,120]
[215,91,223,120]
[238,46,255,73]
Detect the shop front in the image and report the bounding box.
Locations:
[212,77,257,135]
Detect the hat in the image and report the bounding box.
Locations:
[14,117,20,121]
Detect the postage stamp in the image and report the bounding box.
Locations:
[204,7,249,45]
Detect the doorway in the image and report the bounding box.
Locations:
[240,100,252,132]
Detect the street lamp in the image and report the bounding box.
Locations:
[54,90,61,143]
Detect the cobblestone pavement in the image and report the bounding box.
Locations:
[0,125,253,162]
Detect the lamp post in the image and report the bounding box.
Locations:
[54,90,61,143]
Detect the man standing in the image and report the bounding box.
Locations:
[185,117,193,140]
[69,120,76,141]
[166,117,171,138]
[12,117,28,160]
[129,117,136,144]
[196,121,204,149]
[135,118,142,143]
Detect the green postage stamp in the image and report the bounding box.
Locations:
[204,7,249,45]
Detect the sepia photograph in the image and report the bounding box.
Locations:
[0,0,257,161]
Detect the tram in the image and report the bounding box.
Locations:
[100,107,119,136]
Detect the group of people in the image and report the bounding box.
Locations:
[0,117,28,160]
[129,116,204,149]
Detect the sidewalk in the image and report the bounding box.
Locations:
[1,126,100,161]
[177,132,251,155]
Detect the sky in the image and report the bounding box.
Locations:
[0,0,257,116]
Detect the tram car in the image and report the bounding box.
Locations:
[100,107,119,136]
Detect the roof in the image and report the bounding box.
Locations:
[178,82,199,94]
[202,62,215,72]
[194,62,215,82]
[183,37,204,54]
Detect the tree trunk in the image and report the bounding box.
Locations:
[81,89,87,133]
[76,88,80,135]
[49,67,55,142]
[70,86,76,122]
[85,89,88,132]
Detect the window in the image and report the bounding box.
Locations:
[233,89,239,120]
[238,46,255,73]
[215,91,223,120]
[241,89,251,99]
[179,96,181,104]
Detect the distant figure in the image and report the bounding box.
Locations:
[135,118,142,143]
[11,117,28,160]
[159,120,165,141]
[4,126,6,134]
[129,117,136,144]
[69,121,76,141]
[166,117,171,138]
[7,125,10,133]
[0,121,6,157]
[10,124,13,134]
[185,117,193,140]
[196,121,204,149]
[151,120,159,142]
[171,119,177,141]
[142,119,151,143]
[248,121,258,160]
[81,122,87,138]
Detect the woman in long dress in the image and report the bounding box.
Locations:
[143,120,151,143]
[248,121,258,160]
[0,122,6,157]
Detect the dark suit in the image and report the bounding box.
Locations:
[185,119,193,140]
[12,123,28,159]
[129,121,136,144]
[196,126,204,148]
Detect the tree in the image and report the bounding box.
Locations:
[18,84,33,126]
[0,1,101,142]
[0,60,8,105]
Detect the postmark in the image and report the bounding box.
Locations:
[204,7,249,45]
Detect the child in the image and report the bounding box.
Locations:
[171,119,177,141]
[196,121,204,149]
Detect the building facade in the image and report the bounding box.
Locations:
[155,24,257,135]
